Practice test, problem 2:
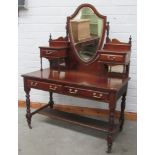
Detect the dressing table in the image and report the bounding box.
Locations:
[22,4,132,153]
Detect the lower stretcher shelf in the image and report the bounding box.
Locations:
[38,108,119,133]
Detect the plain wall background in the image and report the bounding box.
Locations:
[18,0,137,112]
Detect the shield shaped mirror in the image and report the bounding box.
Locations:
[68,5,106,62]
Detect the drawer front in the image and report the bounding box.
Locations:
[40,48,66,58]
[100,54,124,63]
[64,86,109,101]
[27,80,63,93]
[40,49,57,57]
[27,80,109,101]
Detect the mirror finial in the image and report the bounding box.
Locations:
[49,33,52,41]
[129,35,132,45]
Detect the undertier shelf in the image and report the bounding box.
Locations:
[38,108,119,133]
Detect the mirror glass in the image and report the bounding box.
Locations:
[70,7,104,61]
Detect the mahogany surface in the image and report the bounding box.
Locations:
[22,68,129,91]
[22,3,132,153]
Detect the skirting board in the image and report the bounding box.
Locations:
[18,100,137,121]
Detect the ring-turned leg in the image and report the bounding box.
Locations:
[49,92,54,108]
[25,89,32,129]
[107,96,116,153]
[119,92,127,131]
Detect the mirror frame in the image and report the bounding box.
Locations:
[67,3,107,64]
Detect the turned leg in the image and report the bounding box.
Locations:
[25,90,32,129]
[119,92,127,131]
[107,102,116,153]
[49,92,54,108]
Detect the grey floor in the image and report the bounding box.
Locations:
[19,108,137,155]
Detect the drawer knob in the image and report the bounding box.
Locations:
[108,56,116,60]
[69,88,78,94]
[46,50,53,55]
[93,93,103,99]
[49,85,57,91]
[31,82,38,87]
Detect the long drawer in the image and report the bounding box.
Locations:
[27,80,110,102]
[64,86,110,102]
[27,80,63,93]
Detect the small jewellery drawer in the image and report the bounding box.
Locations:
[40,47,67,59]
[99,54,124,63]
[40,49,57,57]
[64,86,109,101]
[27,80,63,93]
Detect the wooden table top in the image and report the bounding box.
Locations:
[22,68,129,92]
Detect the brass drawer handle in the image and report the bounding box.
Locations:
[31,81,38,87]
[46,50,53,55]
[69,88,78,94]
[93,93,103,99]
[49,85,57,91]
[108,56,116,61]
